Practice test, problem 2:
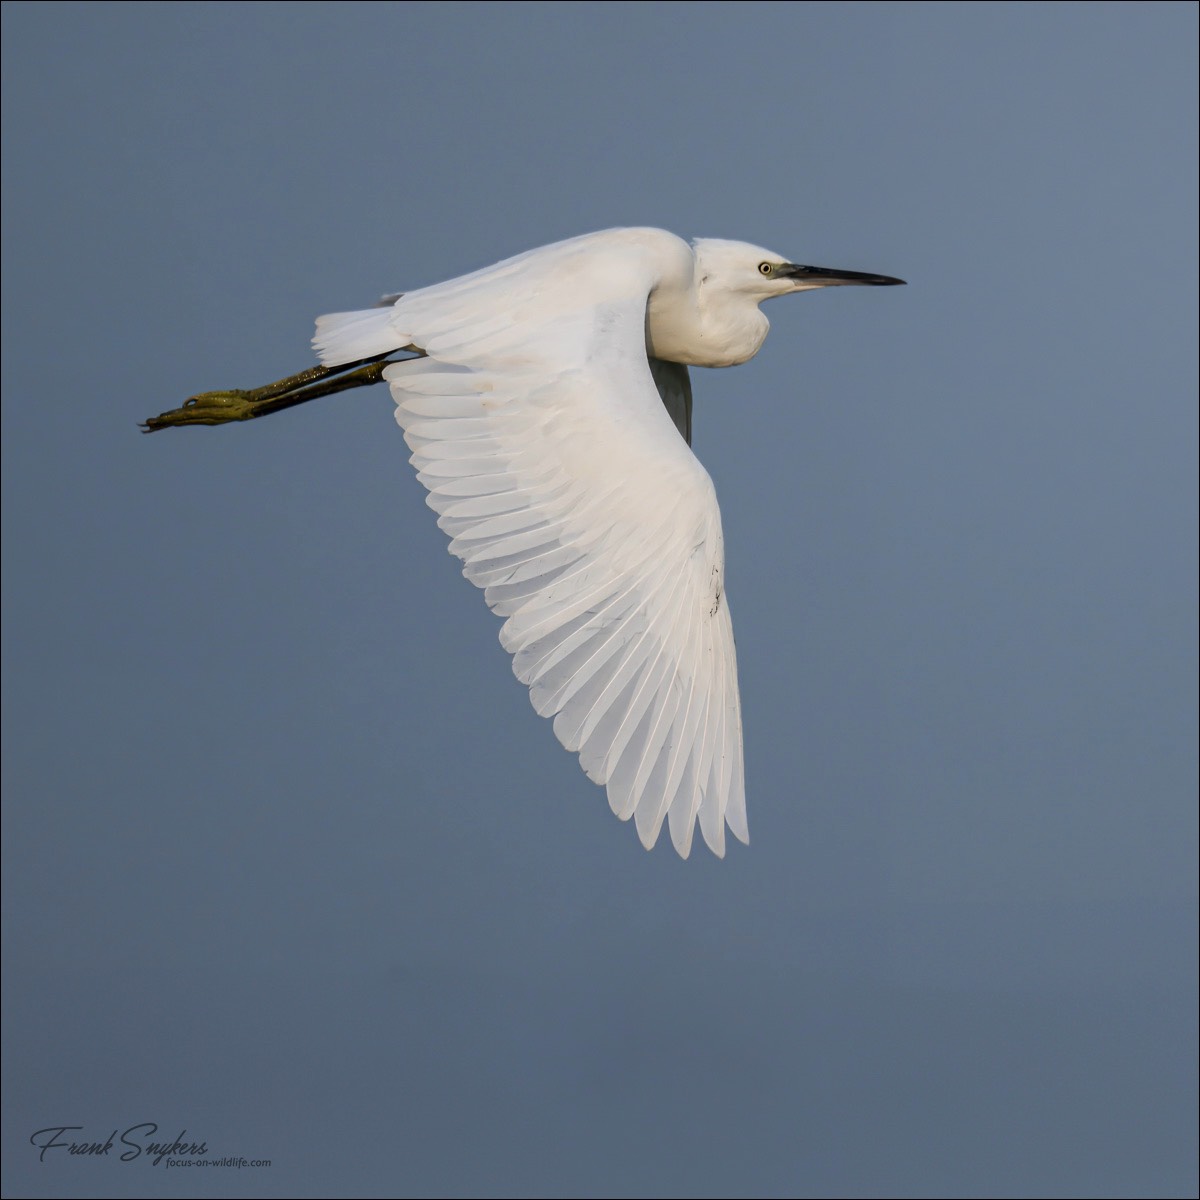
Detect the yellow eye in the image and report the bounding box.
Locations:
[758,262,774,276]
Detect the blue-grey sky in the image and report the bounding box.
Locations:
[3,3,1196,1197]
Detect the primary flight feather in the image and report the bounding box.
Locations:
[147,227,903,858]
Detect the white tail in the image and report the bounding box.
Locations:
[312,307,403,366]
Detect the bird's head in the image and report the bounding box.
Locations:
[691,238,905,301]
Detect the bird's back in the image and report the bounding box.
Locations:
[314,228,695,370]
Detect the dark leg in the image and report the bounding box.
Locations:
[140,354,401,432]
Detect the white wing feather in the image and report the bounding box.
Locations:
[314,231,747,856]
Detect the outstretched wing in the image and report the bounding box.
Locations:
[315,231,746,856]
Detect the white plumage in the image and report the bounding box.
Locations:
[311,228,902,857]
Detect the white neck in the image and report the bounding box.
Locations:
[645,277,769,369]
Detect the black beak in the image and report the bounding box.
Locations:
[782,264,906,286]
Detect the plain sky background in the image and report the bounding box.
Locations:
[2,3,1196,1198]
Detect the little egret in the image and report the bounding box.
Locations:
[145,228,904,857]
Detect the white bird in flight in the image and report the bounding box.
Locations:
[146,227,904,858]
